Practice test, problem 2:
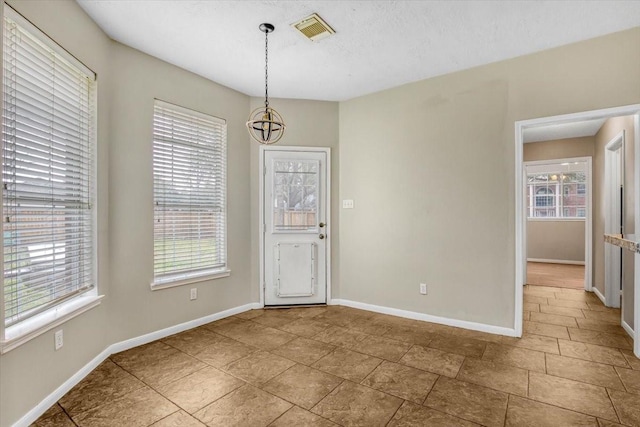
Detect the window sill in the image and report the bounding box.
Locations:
[527,218,586,222]
[151,269,231,291]
[1,294,104,354]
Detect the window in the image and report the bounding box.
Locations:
[527,171,586,218]
[273,160,319,232]
[535,187,554,207]
[153,101,227,288]
[2,8,97,332]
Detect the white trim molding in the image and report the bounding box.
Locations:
[13,302,260,427]
[635,113,640,358]
[622,319,634,339]
[331,299,518,337]
[604,131,625,308]
[1,295,103,354]
[527,258,585,266]
[593,286,607,305]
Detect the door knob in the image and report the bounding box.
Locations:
[319,234,325,239]
[319,222,326,228]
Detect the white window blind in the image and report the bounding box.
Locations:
[153,100,227,286]
[3,8,96,327]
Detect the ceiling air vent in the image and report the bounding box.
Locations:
[292,13,335,42]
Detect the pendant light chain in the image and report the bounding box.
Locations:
[264,29,269,108]
[246,22,285,144]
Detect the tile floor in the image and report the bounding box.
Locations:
[33,286,640,426]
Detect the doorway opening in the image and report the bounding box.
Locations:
[514,105,640,359]
[524,157,591,291]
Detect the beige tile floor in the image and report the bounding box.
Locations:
[33,286,640,427]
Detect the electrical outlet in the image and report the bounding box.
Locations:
[54,330,63,350]
[190,288,197,300]
[419,283,427,295]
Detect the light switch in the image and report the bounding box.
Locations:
[342,199,354,209]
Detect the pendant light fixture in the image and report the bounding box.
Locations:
[246,23,286,144]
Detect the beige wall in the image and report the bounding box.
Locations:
[0,1,112,425]
[339,27,640,328]
[0,1,253,425]
[593,116,636,327]
[523,136,595,161]
[249,98,340,303]
[523,136,594,263]
[527,221,586,262]
[105,42,252,343]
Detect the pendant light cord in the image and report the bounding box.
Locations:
[264,29,269,108]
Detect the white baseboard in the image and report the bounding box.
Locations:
[527,258,585,265]
[17,347,112,427]
[330,298,518,337]
[622,319,634,339]
[593,286,607,305]
[109,303,260,354]
[13,302,260,427]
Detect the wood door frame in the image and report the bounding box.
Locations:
[523,157,593,292]
[604,132,625,308]
[514,105,640,356]
[258,146,331,307]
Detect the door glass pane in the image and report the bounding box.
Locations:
[273,160,318,231]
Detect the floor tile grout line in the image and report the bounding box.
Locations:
[264,406,292,427]
[518,389,618,422]
[382,399,405,427]
[420,374,439,406]
[59,372,163,424]
[58,403,80,427]
[438,353,630,411]
[531,368,628,395]
[111,349,244,419]
[604,387,623,425]
[504,393,512,427]
[189,381,254,419]
[612,364,632,394]
[144,409,181,427]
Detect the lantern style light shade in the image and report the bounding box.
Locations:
[246,23,286,144]
[247,105,285,144]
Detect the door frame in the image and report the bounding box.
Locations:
[258,146,331,307]
[635,113,640,357]
[523,157,593,292]
[604,132,625,308]
[514,104,640,354]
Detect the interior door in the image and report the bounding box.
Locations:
[263,149,327,305]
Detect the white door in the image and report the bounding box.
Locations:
[263,149,328,305]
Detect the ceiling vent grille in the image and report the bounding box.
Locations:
[292,13,335,42]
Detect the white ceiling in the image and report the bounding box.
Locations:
[523,118,607,143]
[76,1,640,102]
